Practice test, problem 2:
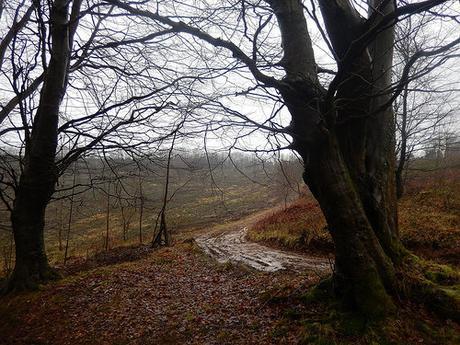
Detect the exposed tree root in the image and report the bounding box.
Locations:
[396,255,460,322]
[301,254,459,322]
[2,264,61,295]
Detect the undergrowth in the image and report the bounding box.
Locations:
[248,167,460,265]
[263,277,460,345]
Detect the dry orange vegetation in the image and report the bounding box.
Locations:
[249,167,460,265]
[399,168,460,264]
[249,198,330,255]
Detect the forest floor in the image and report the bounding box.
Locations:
[0,210,322,345]
[1,204,459,345]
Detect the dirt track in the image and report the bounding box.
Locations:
[195,227,331,275]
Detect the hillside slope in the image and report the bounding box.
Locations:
[1,210,459,344]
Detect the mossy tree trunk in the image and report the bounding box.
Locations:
[266,0,405,317]
[6,0,82,292]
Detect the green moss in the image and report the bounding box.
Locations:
[299,321,338,345]
[303,271,395,320]
[410,278,460,321]
[424,264,460,285]
[441,285,460,299]
[339,315,368,336]
[352,268,396,319]
[399,254,460,320]
[389,239,410,264]
[302,278,334,305]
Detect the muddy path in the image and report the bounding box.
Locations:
[195,226,332,275]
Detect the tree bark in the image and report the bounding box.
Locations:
[6,0,81,292]
[266,0,404,317]
[302,134,396,316]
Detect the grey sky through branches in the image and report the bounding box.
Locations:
[0,0,459,158]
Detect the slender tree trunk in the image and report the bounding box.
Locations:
[116,181,129,242]
[56,201,61,251]
[152,132,176,247]
[63,172,76,265]
[138,179,144,244]
[121,205,127,241]
[396,84,410,198]
[105,181,110,251]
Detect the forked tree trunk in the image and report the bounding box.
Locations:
[267,0,404,317]
[6,0,81,292]
[299,100,402,317]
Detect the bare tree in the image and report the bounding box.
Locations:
[63,168,77,265]
[0,0,199,291]
[152,132,177,247]
[115,179,135,242]
[107,0,460,318]
[393,15,459,197]
[6,0,83,291]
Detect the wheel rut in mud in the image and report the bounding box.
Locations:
[195,227,331,274]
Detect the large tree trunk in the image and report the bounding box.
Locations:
[298,108,402,317]
[9,180,58,290]
[302,134,397,317]
[267,0,404,317]
[6,0,81,292]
